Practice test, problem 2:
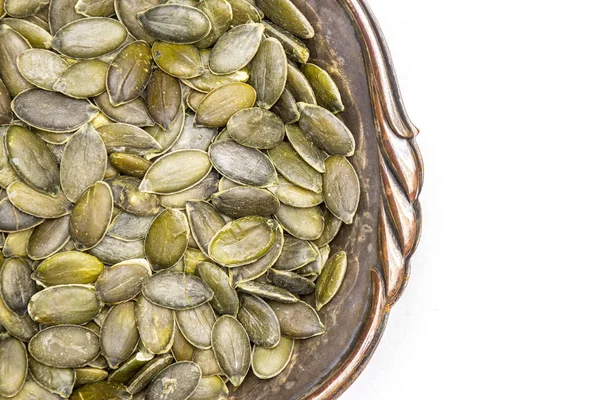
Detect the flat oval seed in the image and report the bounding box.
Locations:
[186,200,225,253]
[0,25,35,97]
[28,284,102,325]
[228,108,285,149]
[60,124,107,202]
[186,66,250,93]
[144,209,189,271]
[268,174,323,208]
[26,215,70,260]
[286,123,328,173]
[208,216,276,267]
[52,18,128,59]
[97,123,161,155]
[268,141,322,193]
[96,259,151,304]
[28,358,75,398]
[211,186,280,218]
[238,294,280,348]
[114,0,161,44]
[195,0,233,49]
[107,41,152,106]
[211,315,251,387]
[146,69,182,129]
[4,379,64,399]
[29,325,100,368]
[159,171,218,209]
[0,335,27,397]
[172,325,195,362]
[75,0,116,17]
[71,381,130,399]
[74,368,109,387]
[312,210,343,247]
[229,0,262,26]
[6,181,70,218]
[70,181,113,251]
[49,0,83,35]
[53,60,108,98]
[0,257,36,316]
[0,127,20,188]
[108,176,161,216]
[255,0,314,39]
[0,295,39,341]
[108,347,154,384]
[89,236,145,265]
[252,336,294,380]
[275,204,324,240]
[4,0,48,18]
[0,81,12,126]
[101,302,140,368]
[176,303,216,349]
[209,23,264,75]
[286,63,316,105]
[126,354,173,395]
[144,105,186,159]
[208,140,277,187]
[109,153,151,179]
[12,89,98,133]
[192,348,222,377]
[189,376,228,400]
[195,82,256,127]
[267,300,325,339]
[137,4,211,44]
[16,49,68,90]
[274,235,318,271]
[95,92,155,127]
[195,261,239,316]
[271,89,300,124]
[301,63,345,113]
[152,42,205,79]
[297,102,355,156]
[140,150,211,195]
[266,269,315,295]
[146,361,202,400]
[249,38,287,109]
[316,251,348,311]
[33,251,104,286]
[262,20,309,63]
[236,281,297,304]
[142,271,214,310]
[323,156,360,224]
[136,295,175,355]
[170,114,217,152]
[0,198,42,233]
[108,212,154,242]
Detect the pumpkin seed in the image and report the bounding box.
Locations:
[0,257,36,316]
[237,281,297,304]
[52,18,128,59]
[195,261,239,316]
[312,210,342,247]
[97,123,162,155]
[268,175,323,208]
[266,269,315,296]
[171,324,195,362]
[109,347,155,383]
[16,49,68,91]
[108,176,161,216]
[186,90,206,111]
[217,177,239,191]
[126,353,173,395]
[91,237,144,265]
[29,325,100,368]
[95,92,155,127]
[96,259,151,304]
[140,150,211,195]
[110,153,152,179]
[0,294,39,341]
[4,0,48,18]
[3,229,32,258]
[267,300,325,339]
[146,361,202,400]
[160,170,218,209]
[34,129,74,145]
[114,0,161,44]
[176,303,216,349]
[152,42,205,79]
[4,379,65,400]
[0,335,27,397]
[49,0,83,35]
[75,0,116,17]
[322,155,360,224]
[189,375,228,400]
[71,381,131,399]
[146,69,182,130]
[171,114,217,152]
[144,105,186,159]
[186,200,225,253]
[137,4,211,44]
[315,251,347,311]
[286,63,316,105]
[209,23,264,75]
[28,358,75,398]
[87,354,109,369]
[271,91,299,125]
[268,141,322,193]
[252,336,294,380]
[144,209,189,271]
[0,81,12,126]
[0,198,42,233]
[106,41,152,106]
[249,38,287,109]
[227,108,285,149]
[195,83,256,127]
[28,284,102,325]
[301,63,344,113]
[255,0,314,39]
[101,302,140,368]
[1,18,51,49]
[0,128,19,188]
[275,204,324,240]
[195,0,233,49]
[192,348,222,376]
[208,140,277,187]
[185,66,250,93]
[286,123,328,173]
[135,295,175,355]
[26,215,70,260]
[237,293,280,348]
[108,213,155,242]
[262,20,309,63]
[297,102,355,156]
[6,182,70,220]
[70,181,113,250]
[33,251,104,286]
[0,25,35,97]
[211,315,250,387]
[296,243,327,277]
[142,271,213,310]
[229,0,262,26]
[212,186,280,218]
[273,235,318,271]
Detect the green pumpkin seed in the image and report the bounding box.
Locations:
[142,271,213,310]
[108,212,155,242]
[126,353,173,395]
[255,0,314,39]
[135,295,175,355]
[185,66,250,93]
[108,176,161,216]
[229,220,283,286]
[140,150,211,195]
[144,104,186,159]
[30,325,100,368]
[273,235,317,271]
[301,63,344,113]
[286,63,316,105]
[26,215,70,260]
[195,261,239,316]
[146,69,182,130]
[146,361,202,400]
[137,4,211,44]
[71,381,131,399]
[3,229,32,258]
[315,251,347,311]
[108,347,155,383]
[0,257,36,316]
[251,336,294,380]
[188,375,228,400]
[101,302,140,368]
[91,237,146,266]
[237,293,280,348]
[16,49,68,91]
[249,38,287,109]
[114,0,161,44]
[95,92,155,127]
[28,358,75,398]
[49,0,83,35]
[70,181,113,250]
[4,379,65,400]
[217,177,240,191]
[212,127,231,142]
[4,0,48,18]
[227,108,285,149]
[209,23,264,75]
[0,81,12,126]
[52,18,128,59]
[195,82,256,127]
[6,182,70,221]
[262,20,309,64]
[176,303,216,349]
[0,25,35,97]
[186,90,206,111]
[0,128,19,188]
[211,315,250,387]
[0,335,27,397]
[267,300,325,339]
[236,281,297,304]
[286,123,328,173]
[211,186,280,218]
[192,348,222,377]
[229,0,262,26]
[75,0,116,17]
[96,259,151,304]
[313,210,342,247]
[322,155,360,224]
[186,200,225,253]
[107,41,152,106]
[110,153,151,179]
[0,295,38,341]
[268,142,322,193]
[195,0,233,49]
[296,244,326,277]
[160,171,218,209]
[171,114,217,152]
[74,367,109,386]
[97,123,162,156]
[266,269,315,295]
[298,102,355,156]
[0,199,42,233]
[152,42,205,79]
[34,129,74,145]
[33,251,104,286]
[171,324,195,362]
[28,284,102,325]
[87,354,109,369]
[1,18,52,49]
[268,175,323,208]
[208,140,277,187]
[144,209,189,271]
[275,204,324,240]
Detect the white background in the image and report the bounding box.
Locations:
[343,0,600,399]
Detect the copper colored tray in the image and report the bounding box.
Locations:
[231,0,423,399]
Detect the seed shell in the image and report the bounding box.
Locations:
[97,123,162,155]
[52,18,128,59]
[75,0,116,17]
[16,49,69,90]
[89,236,145,265]
[126,353,174,395]
[0,198,42,233]
[195,0,233,49]
[268,141,322,193]
[114,0,161,44]
[0,335,28,397]
[28,358,75,398]
[0,25,35,97]
[266,269,315,295]
[71,381,131,400]
[211,315,251,387]
[229,0,262,26]
[212,186,280,218]
[172,324,195,362]
[255,0,314,39]
[29,325,101,368]
[107,41,153,106]
[4,0,49,18]
[140,150,212,194]
[146,68,182,130]
[108,347,155,384]
[95,259,151,304]
[106,212,155,243]
[297,102,355,156]
[160,170,219,209]
[251,336,294,379]
[28,284,102,325]
[195,82,256,127]
[262,20,309,63]
[316,251,348,311]
[176,303,216,349]
[275,204,324,240]
[186,200,225,253]
[70,181,114,251]
[249,38,287,109]
[192,348,222,377]
[286,123,328,173]
[145,208,189,271]
[152,42,205,79]
[208,140,277,187]
[135,295,176,355]
[146,361,202,400]
[0,293,39,341]
[95,92,155,127]
[188,376,229,400]
[49,0,84,35]
[301,63,345,113]
[209,23,264,75]
[323,156,360,223]
[137,4,212,44]
[236,281,298,304]
[33,251,104,286]
[227,107,285,149]
[0,257,37,316]
[101,302,140,368]
[238,293,281,348]
[142,271,214,310]
[26,215,70,260]
[109,176,161,216]
[195,261,239,316]
[267,300,325,339]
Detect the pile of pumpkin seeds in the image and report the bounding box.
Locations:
[0,0,361,398]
